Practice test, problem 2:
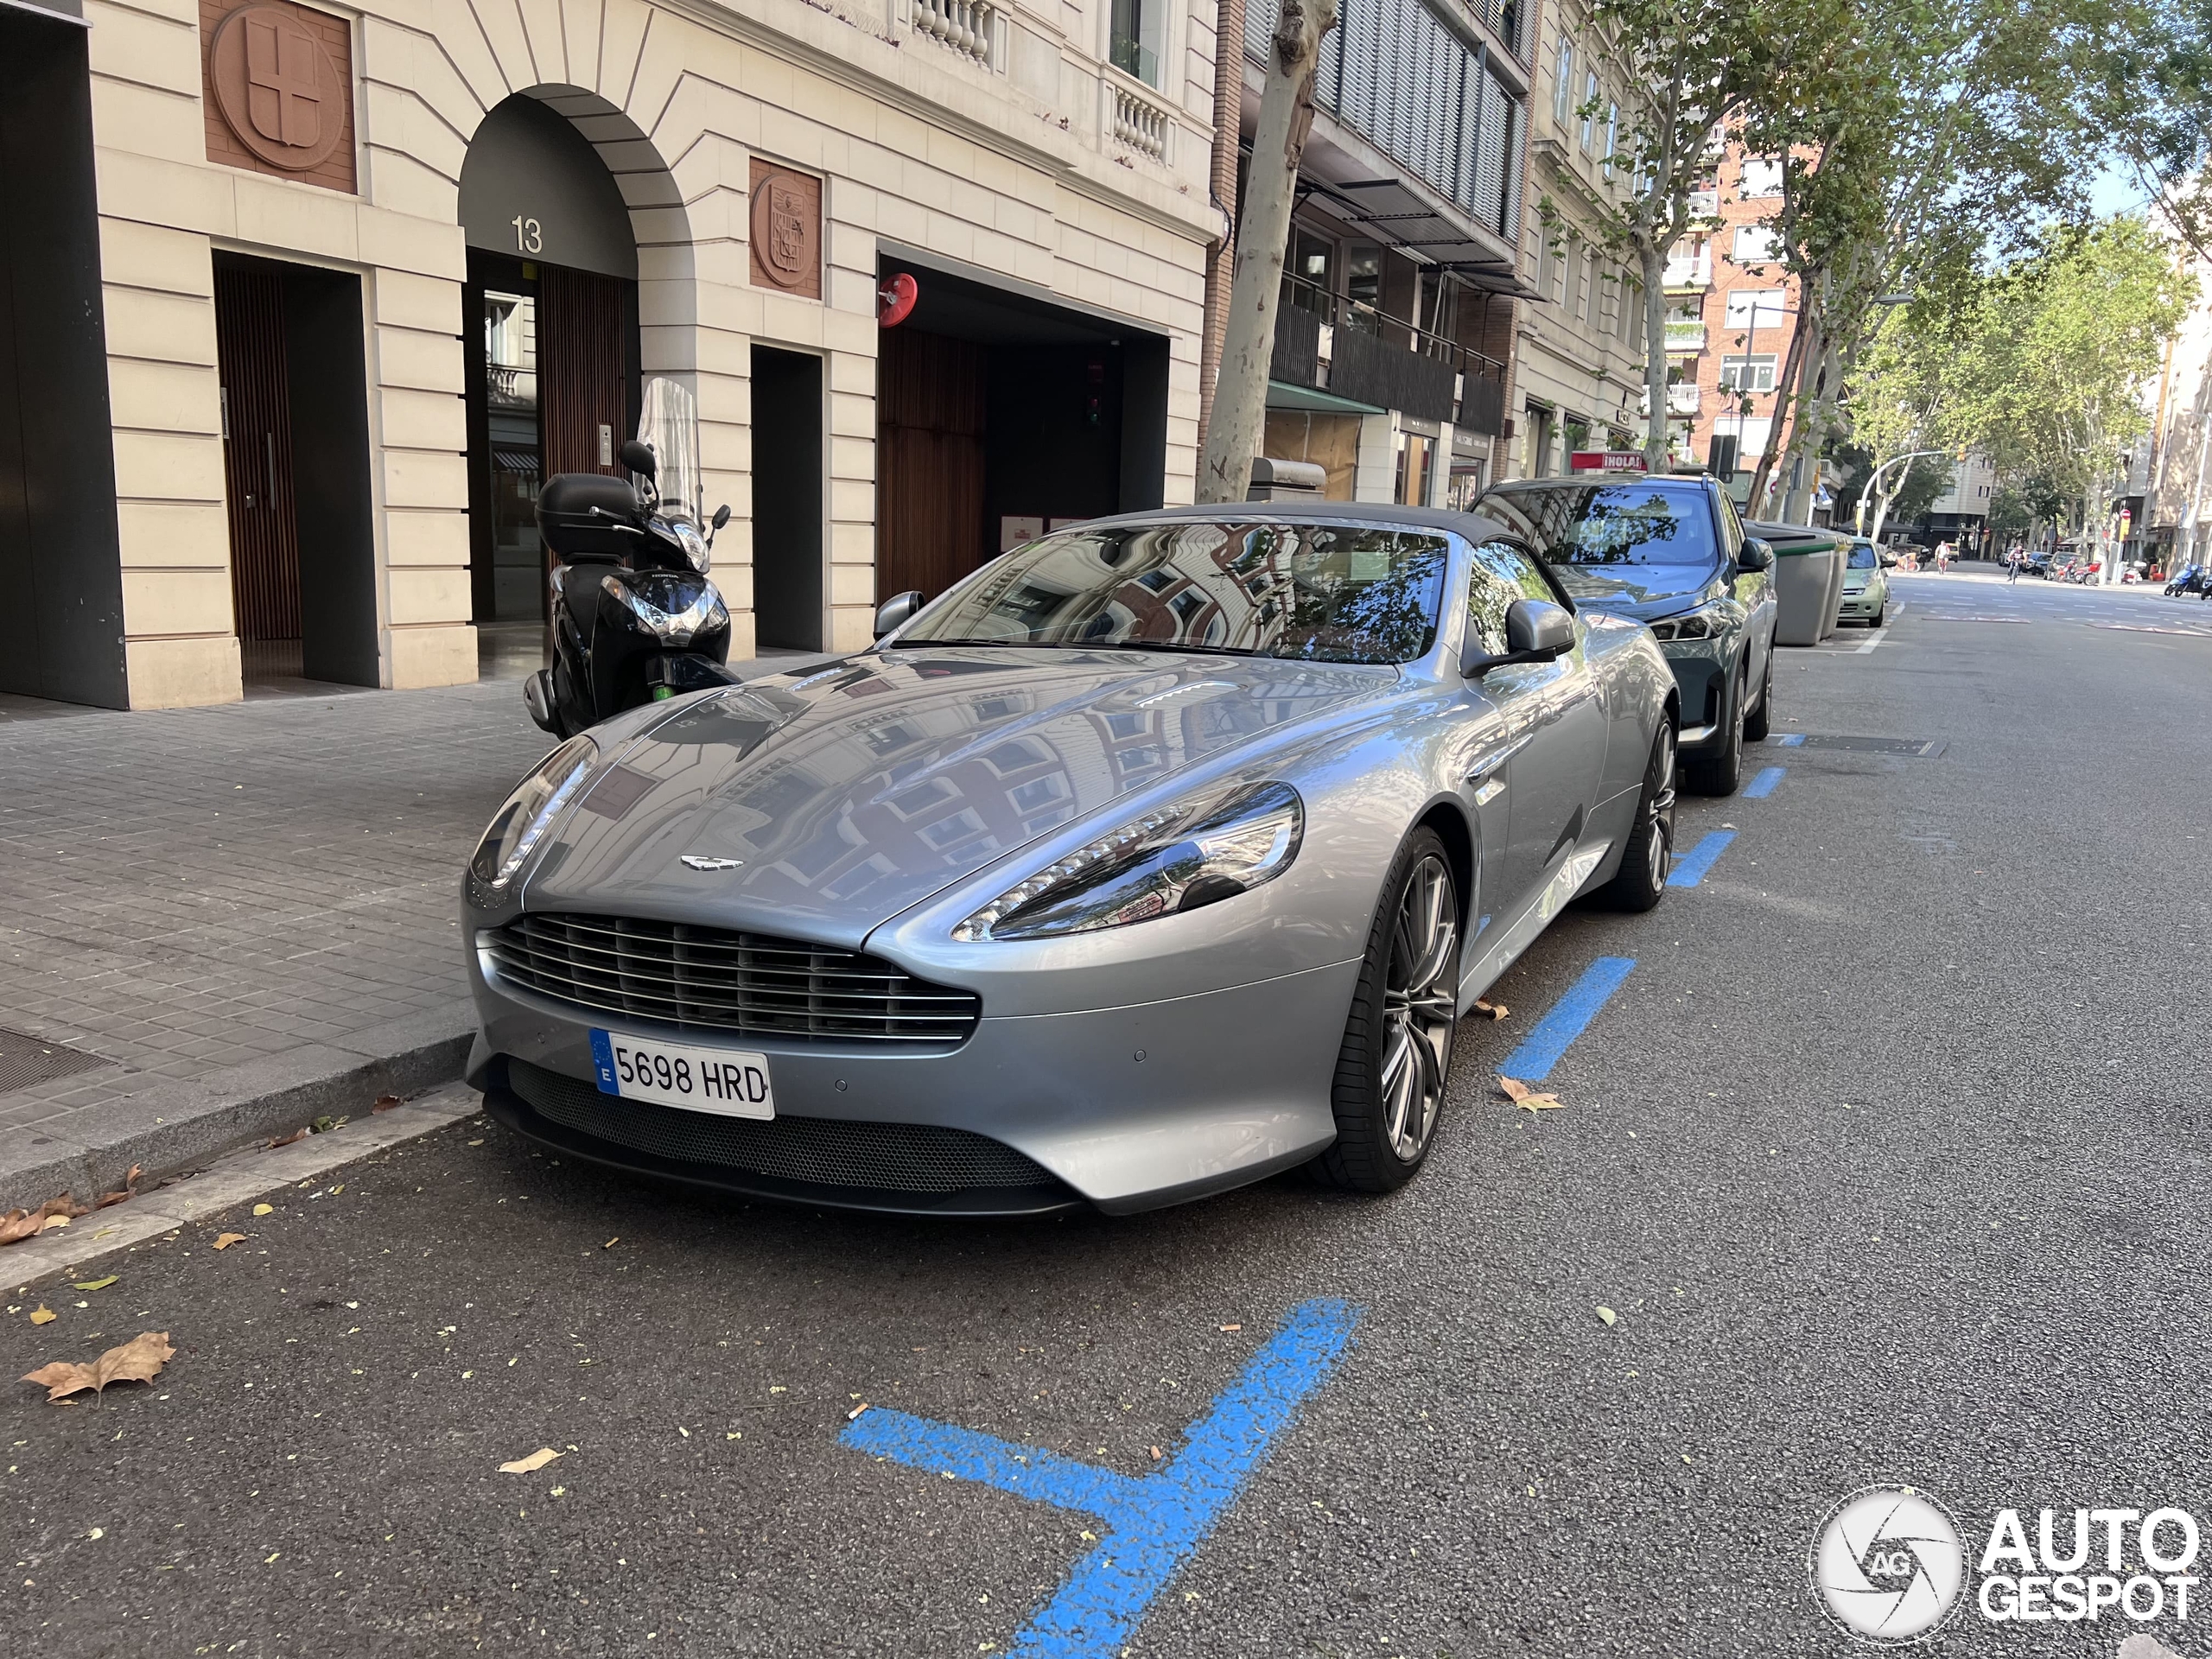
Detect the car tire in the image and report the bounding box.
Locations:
[1686,666,1746,796]
[1310,828,1461,1194]
[1869,602,1885,628]
[1592,718,1675,912]
[1742,652,1773,742]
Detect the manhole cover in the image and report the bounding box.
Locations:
[0,1028,114,1095]
[1766,734,1947,757]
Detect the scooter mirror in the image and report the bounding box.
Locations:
[620,439,658,479]
[712,504,731,531]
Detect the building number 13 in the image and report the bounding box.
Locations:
[511,215,543,254]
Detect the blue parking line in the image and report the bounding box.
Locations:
[1667,830,1735,887]
[1770,733,1806,747]
[1498,956,1635,1081]
[840,1298,1360,1658]
[1745,766,1786,798]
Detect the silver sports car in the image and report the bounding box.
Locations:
[462,505,1679,1216]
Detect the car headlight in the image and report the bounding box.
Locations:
[953,781,1303,943]
[602,573,728,645]
[672,519,710,574]
[1647,601,1732,642]
[469,734,597,891]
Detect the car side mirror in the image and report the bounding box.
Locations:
[1736,538,1775,572]
[874,589,925,639]
[1462,598,1574,677]
[620,439,658,480]
[1880,554,1899,568]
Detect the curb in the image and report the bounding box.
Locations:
[0,1010,474,1212]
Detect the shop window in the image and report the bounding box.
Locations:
[1395,431,1434,505]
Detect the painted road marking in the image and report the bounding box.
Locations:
[1500,956,1635,1082]
[1667,830,1735,888]
[1770,734,1806,747]
[841,1298,1360,1659]
[1856,601,1904,652]
[1745,766,1786,798]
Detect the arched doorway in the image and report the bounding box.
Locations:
[459,92,642,674]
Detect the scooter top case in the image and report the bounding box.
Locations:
[537,474,639,561]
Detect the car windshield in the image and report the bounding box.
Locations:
[1847,543,1878,569]
[895,520,1450,665]
[1478,484,1718,566]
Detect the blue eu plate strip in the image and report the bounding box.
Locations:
[1745,766,1786,798]
[840,1298,1360,1658]
[1667,830,1735,888]
[587,1030,620,1095]
[1499,956,1635,1081]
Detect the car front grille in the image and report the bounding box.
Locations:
[485,912,980,1047]
[506,1058,1055,1192]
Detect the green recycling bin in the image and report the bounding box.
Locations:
[1748,521,1845,646]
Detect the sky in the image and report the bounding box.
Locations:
[2088,156,2158,219]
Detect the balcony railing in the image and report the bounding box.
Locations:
[1109,80,1172,162]
[1641,384,1701,416]
[1663,320,1707,351]
[1274,272,1509,430]
[912,0,1001,67]
[486,365,537,410]
[1662,254,1712,289]
[1688,190,1719,218]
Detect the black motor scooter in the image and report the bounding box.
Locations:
[524,438,734,739]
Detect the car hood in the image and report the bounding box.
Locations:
[517,648,1397,947]
[1549,563,1726,620]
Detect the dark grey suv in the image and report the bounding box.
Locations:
[1476,474,1778,794]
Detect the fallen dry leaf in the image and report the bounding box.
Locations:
[22,1332,174,1402]
[251,1204,273,1217]
[0,1196,90,1248]
[1474,1000,1510,1021]
[1499,1076,1566,1112]
[94,1166,143,1209]
[371,1095,403,1114]
[70,1277,117,1293]
[264,1128,308,1150]
[211,1234,247,1251]
[1595,1306,1618,1327]
[499,1448,563,1475]
[27,1306,54,1325]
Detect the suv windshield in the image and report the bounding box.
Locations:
[1480,483,1718,565]
[896,520,1450,665]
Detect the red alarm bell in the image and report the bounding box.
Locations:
[878,273,918,328]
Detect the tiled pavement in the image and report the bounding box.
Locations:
[0,652,836,1206]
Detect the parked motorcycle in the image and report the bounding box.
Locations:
[524,378,735,740]
[2164,564,2209,596]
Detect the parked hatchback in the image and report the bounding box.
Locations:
[1838,537,1888,626]
[1477,474,1778,794]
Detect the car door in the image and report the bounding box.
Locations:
[1465,537,1610,913]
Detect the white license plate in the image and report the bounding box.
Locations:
[588,1030,774,1119]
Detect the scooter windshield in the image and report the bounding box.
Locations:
[636,377,703,525]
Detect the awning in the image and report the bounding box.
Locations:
[492,449,541,474]
[1267,381,1387,416]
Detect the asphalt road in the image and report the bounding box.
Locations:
[5,569,2209,1659]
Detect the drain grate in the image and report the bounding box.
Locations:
[0,1028,115,1095]
[1766,734,1946,758]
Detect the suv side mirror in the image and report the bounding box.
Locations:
[874,589,925,639]
[1463,598,1574,677]
[620,439,658,480]
[1736,538,1775,572]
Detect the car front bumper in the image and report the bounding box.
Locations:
[467,950,1360,1217]
[1837,587,1881,619]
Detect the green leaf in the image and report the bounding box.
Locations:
[71,1276,118,1292]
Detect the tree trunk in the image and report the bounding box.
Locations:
[1747,301,1813,514]
[1196,0,1247,451]
[1193,0,1337,505]
[1641,244,1671,473]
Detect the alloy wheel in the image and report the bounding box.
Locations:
[1380,855,1459,1161]
[1643,724,1677,890]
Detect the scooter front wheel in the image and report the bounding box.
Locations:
[523,669,566,737]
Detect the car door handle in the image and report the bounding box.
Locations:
[1465,734,1529,783]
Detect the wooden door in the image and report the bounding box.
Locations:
[538,264,629,479]
[876,327,987,600]
[214,264,301,641]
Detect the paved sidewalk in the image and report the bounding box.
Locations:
[0,657,827,1208]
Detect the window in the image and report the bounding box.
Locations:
[1604,101,1618,167]
[1287,229,1333,310]
[1478,480,1720,567]
[1739,157,1783,196]
[1554,38,1574,124]
[1580,70,1599,150]
[1465,540,1562,654]
[1723,289,1788,329]
[1395,431,1435,505]
[1717,354,1778,392]
[1732,225,1780,264]
[1626,281,1644,348]
[1109,0,1160,84]
[1346,243,1382,315]
[1586,252,1603,326]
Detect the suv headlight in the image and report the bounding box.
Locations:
[469,735,597,891]
[602,573,728,645]
[954,781,1303,943]
[1648,601,1732,642]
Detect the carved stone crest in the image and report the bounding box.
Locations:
[749,162,822,300]
[207,3,348,174]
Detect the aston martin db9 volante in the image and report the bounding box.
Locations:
[462,505,1679,1216]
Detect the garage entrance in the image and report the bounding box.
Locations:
[211,253,378,687]
[874,257,1168,601]
[460,93,640,675]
